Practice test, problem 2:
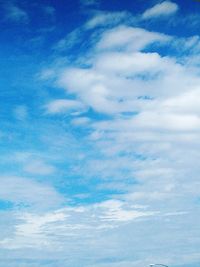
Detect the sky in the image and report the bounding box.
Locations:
[1,0,200,266]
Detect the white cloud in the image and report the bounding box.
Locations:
[71,116,91,126]
[96,26,170,51]
[4,151,57,176]
[2,6,200,266]
[54,12,133,52]
[0,200,156,250]
[54,23,200,141]
[49,17,200,215]
[132,112,200,131]
[95,200,156,222]
[161,89,200,114]
[58,53,197,118]
[85,11,131,29]
[23,159,56,175]
[94,51,167,75]
[0,176,63,209]
[142,1,178,20]
[45,99,87,114]
[55,26,173,115]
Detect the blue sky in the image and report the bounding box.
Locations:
[1,0,200,266]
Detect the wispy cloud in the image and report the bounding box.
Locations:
[14,105,28,121]
[142,1,178,20]
[23,159,56,175]
[45,99,87,115]
[43,5,55,16]
[0,200,156,250]
[80,0,100,7]
[85,11,132,29]
[96,25,170,51]
[3,3,28,23]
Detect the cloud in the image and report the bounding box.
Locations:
[3,3,28,23]
[53,28,84,52]
[45,99,87,114]
[0,176,63,209]
[47,10,200,219]
[133,112,200,131]
[56,28,171,115]
[23,159,56,175]
[3,6,200,267]
[142,1,178,20]
[54,12,134,53]
[96,25,170,51]
[85,11,132,29]
[43,5,55,16]
[0,200,156,250]
[14,106,28,121]
[94,51,167,75]
[80,0,100,7]
[161,89,200,114]
[4,151,57,176]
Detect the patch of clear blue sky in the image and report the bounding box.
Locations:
[0,0,200,211]
[0,200,13,210]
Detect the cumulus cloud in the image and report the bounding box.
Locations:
[142,1,178,20]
